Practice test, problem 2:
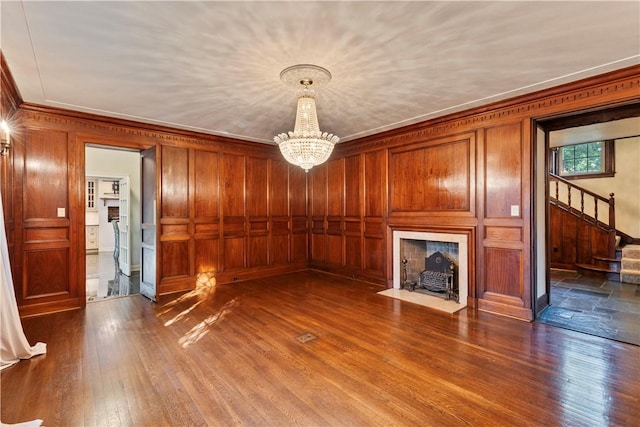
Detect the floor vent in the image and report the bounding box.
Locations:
[295,332,317,343]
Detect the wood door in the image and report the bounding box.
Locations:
[118,176,131,276]
[140,147,157,301]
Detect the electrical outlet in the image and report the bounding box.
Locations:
[510,205,519,217]
[57,208,65,217]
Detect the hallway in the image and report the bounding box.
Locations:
[538,270,640,345]
[86,252,139,303]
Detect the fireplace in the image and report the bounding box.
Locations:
[392,230,468,311]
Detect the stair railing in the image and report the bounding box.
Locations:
[549,173,616,256]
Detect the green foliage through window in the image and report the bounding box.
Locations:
[560,141,604,176]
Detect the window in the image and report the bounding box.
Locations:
[552,140,614,179]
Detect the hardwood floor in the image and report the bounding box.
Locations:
[2,271,639,426]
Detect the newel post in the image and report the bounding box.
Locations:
[608,193,616,256]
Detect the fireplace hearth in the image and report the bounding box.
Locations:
[392,230,468,312]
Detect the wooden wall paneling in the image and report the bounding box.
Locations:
[246,157,268,217]
[193,150,220,274]
[478,121,531,319]
[390,136,471,214]
[289,165,308,263]
[291,216,308,263]
[484,124,522,219]
[221,153,245,217]
[159,145,190,282]
[289,165,307,217]
[246,156,268,267]
[344,155,361,217]
[269,159,289,265]
[363,150,386,280]
[19,129,79,312]
[343,155,362,271]
[270,160,289,216]
[364,150,386,217]
[363,221,385,280]
[221,153,246,271]
[325,159,344,266]
[161,145,189,218]
[310,164,327,264]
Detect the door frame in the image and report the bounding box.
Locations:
[81,137,157,306]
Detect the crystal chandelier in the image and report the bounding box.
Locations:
[273,64,339,172]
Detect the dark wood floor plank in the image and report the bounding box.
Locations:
[2,271,639,426]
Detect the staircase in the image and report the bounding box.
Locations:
[549,173,639,283]
[621,245,640,284]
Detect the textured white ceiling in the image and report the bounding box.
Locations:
[1,1,639,144]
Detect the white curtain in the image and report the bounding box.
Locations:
[0,190,46,371]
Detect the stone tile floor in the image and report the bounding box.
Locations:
[86,251,140,303]
[537,269,640,346]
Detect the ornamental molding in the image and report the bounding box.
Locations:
[18,109,275,156]
[337,76,640,156]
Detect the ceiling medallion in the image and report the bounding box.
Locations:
[273,64,339,172]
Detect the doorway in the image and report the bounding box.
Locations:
[85,145,142,302]
[534,104,640,345]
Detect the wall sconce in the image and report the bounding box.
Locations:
[0,120,10,156]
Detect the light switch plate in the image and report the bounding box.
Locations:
[57,207,65,217]
[510,205,519,217]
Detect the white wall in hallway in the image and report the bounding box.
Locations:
[86,147,141,271]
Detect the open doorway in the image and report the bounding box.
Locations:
[534,104,640,345]
[85,145,142,302]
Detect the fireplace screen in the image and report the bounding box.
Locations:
[404,251,459,303]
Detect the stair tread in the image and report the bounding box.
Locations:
[576,263,620,273]
[592,256,621,262]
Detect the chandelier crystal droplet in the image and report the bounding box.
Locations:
[273,65,339,172]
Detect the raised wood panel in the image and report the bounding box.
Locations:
[223,237,245,270]
[364,150,386,217]
[327,218,341,236]
[248,218,268,233]
[194,150,219,219]
[222,154,245,217]
[289,167,307,216]
[24,129,68,220]
[246,157,268,217]
[484,248,522,299]
[270,234,288,265]
[311,218,325,234]
[390,139,469,212]
[161,145,189,218]
[161,241,189,277]
[311,164,327,217]
[327,235,342,265]
[485,123,522,219]
[311,234,326,263]
[344,221,361,234]
[248,235,268,267]
[194,238,218,274]
[561,213,578,265]
[24,249,69,298]
[194,222,219,238]
[364,218,384,238]
[364,237,384,274]
[291,233,307,262]
[345,235,361,269]
[223,216,245,237]
[327,159,343,216]
[549,204,612,269]
[485,227,521,242]
[160,223,189,239]
[344,155,361,217]
[270,160,289,216]
[24,227,68,243]
[271,218,289,235]
[292,216,307,233]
